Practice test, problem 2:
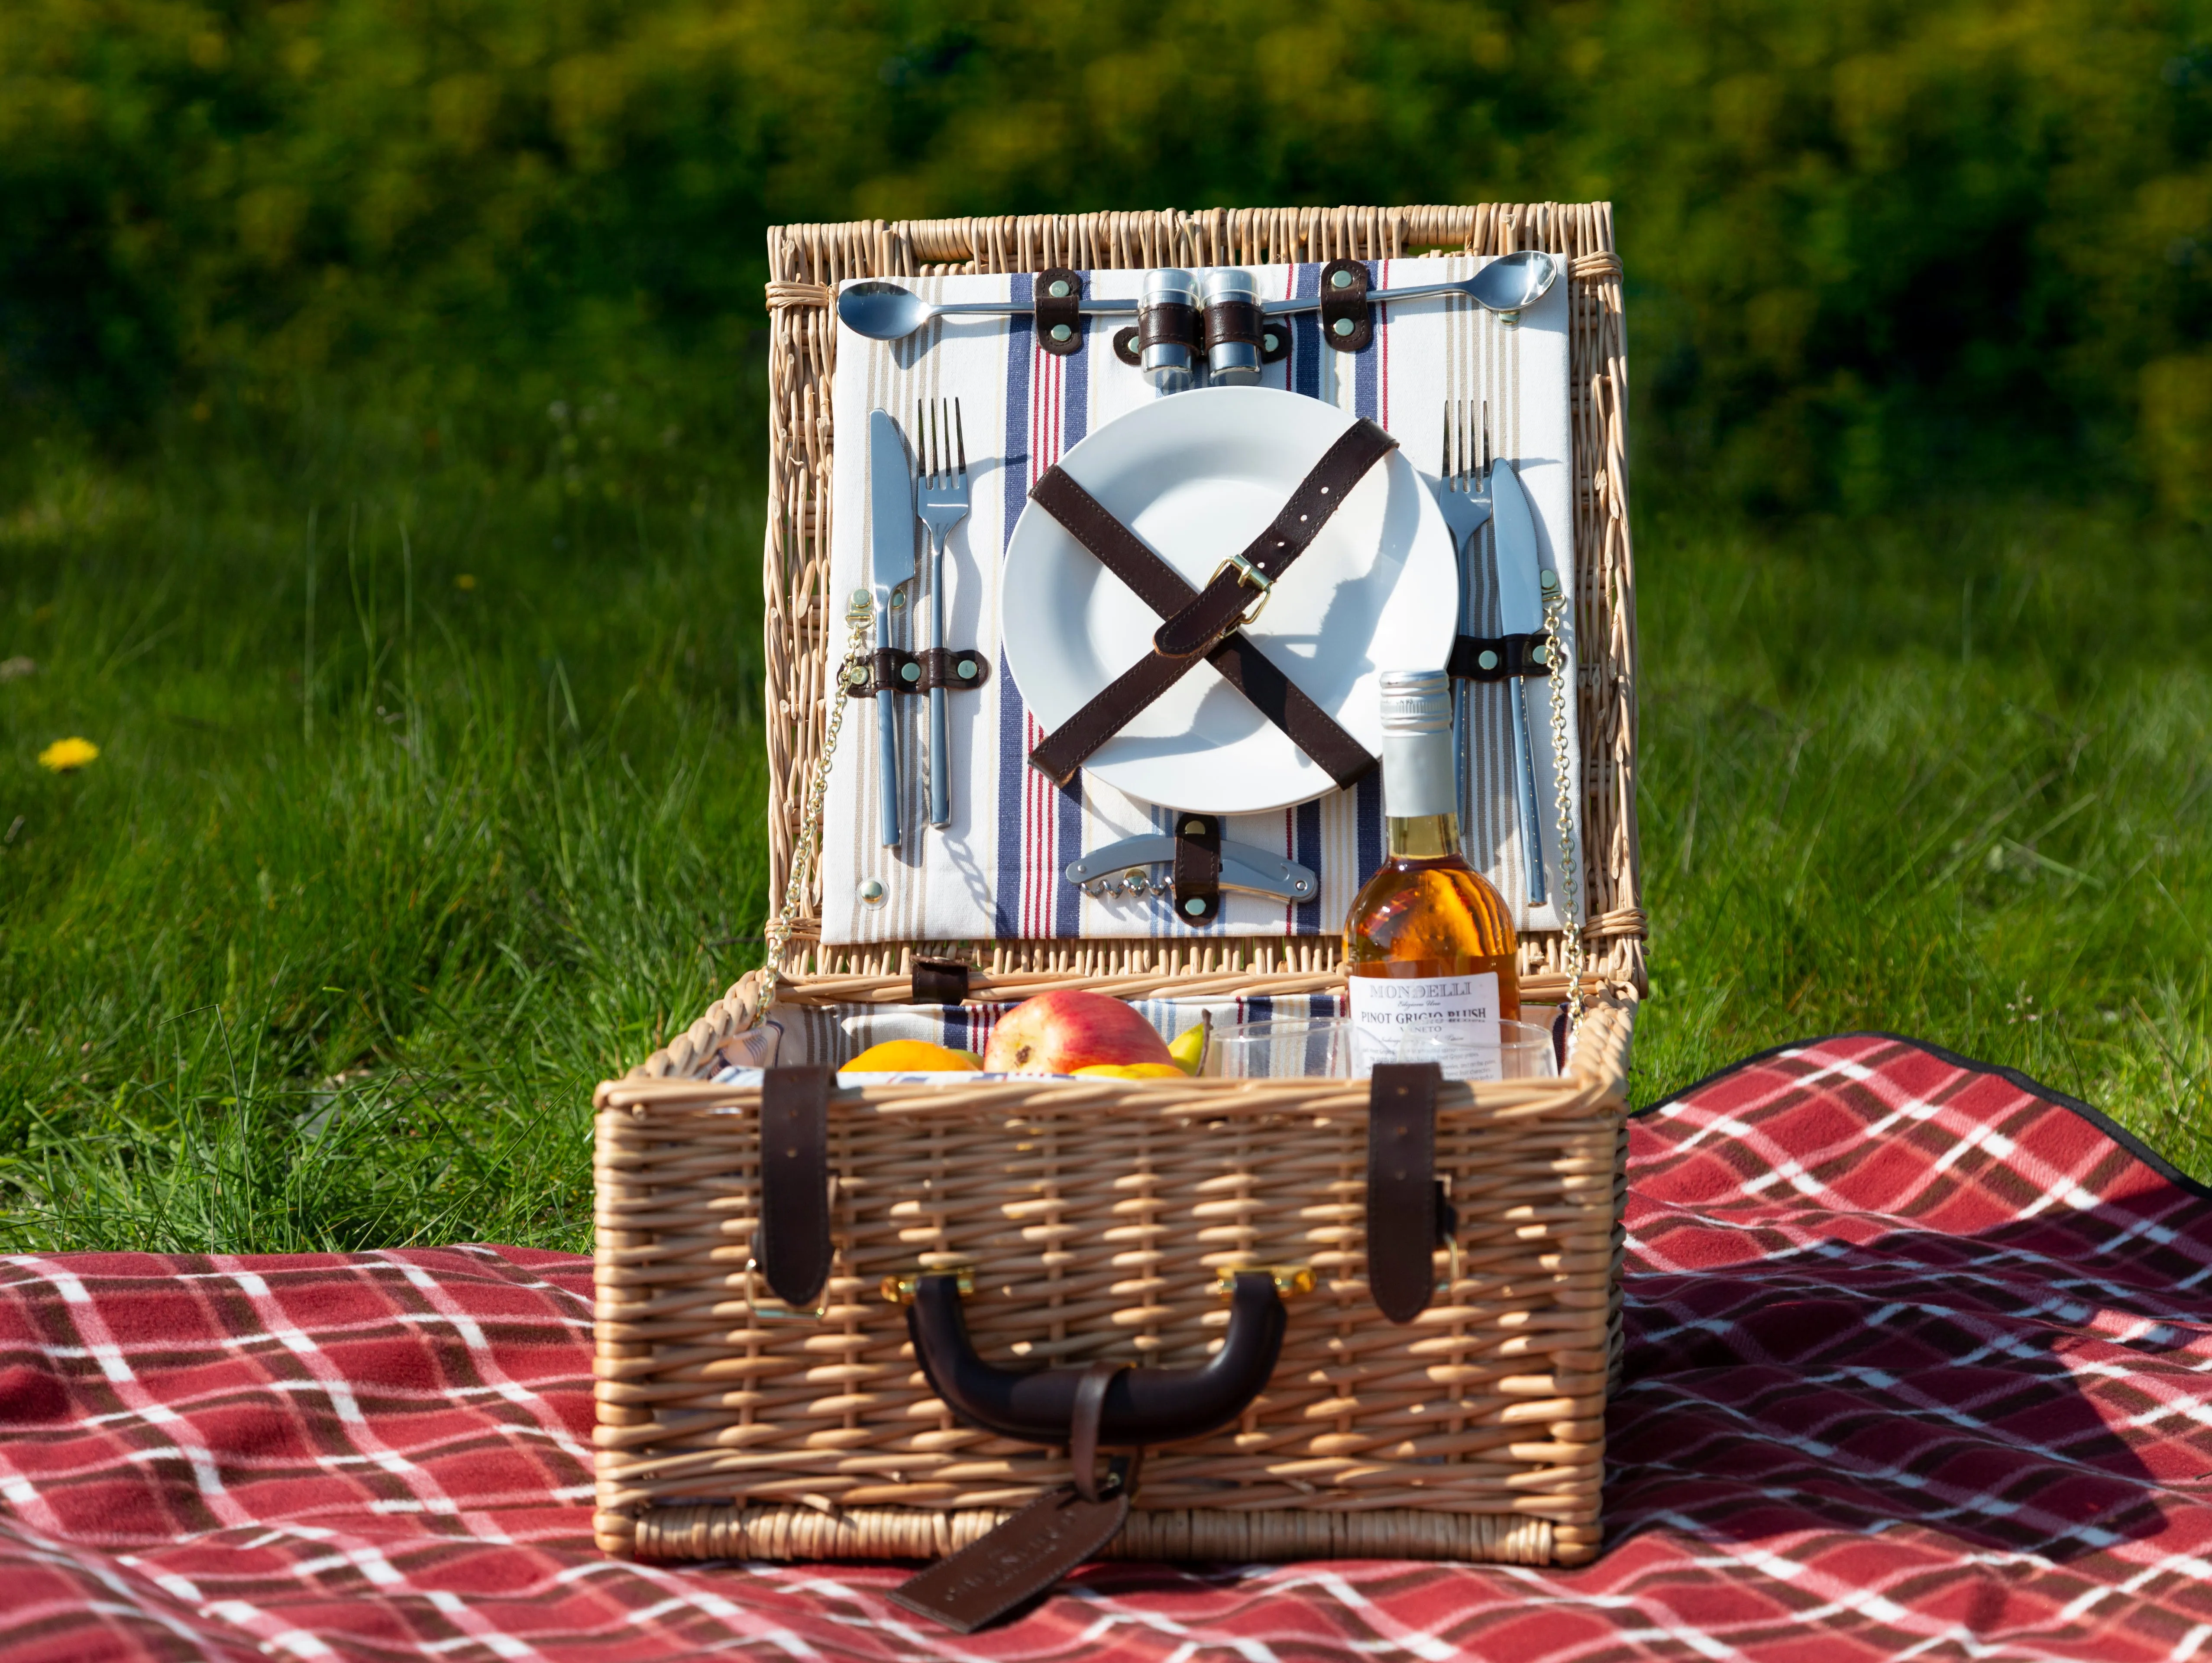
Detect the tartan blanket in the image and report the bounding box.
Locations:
[6,1034,2210,1662]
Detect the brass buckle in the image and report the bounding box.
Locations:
[1211,1264,1315,1300]
[879,1263,977,1306]
[741,1255,831,1323]
[1207,552,1273,627]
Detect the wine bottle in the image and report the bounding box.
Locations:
[1342,668,1520,1078]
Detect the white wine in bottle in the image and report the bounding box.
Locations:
[1342,668,1520,1078]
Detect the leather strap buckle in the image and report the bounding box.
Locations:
[1206,551,1274,627]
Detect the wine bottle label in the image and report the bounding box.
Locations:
[1346,972,1503,1081]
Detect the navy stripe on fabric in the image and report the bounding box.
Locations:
[992,275,1036,939]
[1289,260,1329,932]
[1050,320,1090,938]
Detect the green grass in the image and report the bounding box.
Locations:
[1,402,2207,1253]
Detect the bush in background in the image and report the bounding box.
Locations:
[0,0,2206,509]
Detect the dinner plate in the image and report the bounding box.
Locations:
[1000,386,1455,814]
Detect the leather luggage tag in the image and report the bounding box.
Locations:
[887,1479,1130,1634]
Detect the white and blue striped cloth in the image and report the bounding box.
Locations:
[819,256,1581,946]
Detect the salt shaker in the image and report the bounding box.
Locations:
[1137,268,1202,392]
[1201,267,1264,385]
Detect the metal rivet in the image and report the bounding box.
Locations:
[1478,649,1500,671]
[845,663,869,686]
[957,657,977,679]
[851,588,871,611]
[1262,331,1279,352]
[1183,897,1205,916]
[1530,644,1549,665]
[1332,317,1355,337]
[1330,269,1354,289]
[1319,485,1329,494]
[1048,279,1071,298]
[860,879,885,904]
[1050,322,1073,342]
[889,591,905,609]
[900,662,920,683]
[1540,569,1559,592]
[1183,819,1205,835]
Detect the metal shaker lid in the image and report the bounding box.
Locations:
[1200,267,1259,304]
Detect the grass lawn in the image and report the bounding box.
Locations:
[1,398,2206,1253]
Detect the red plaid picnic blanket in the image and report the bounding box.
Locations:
[6,1033,2210,1662]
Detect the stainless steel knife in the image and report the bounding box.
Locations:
[1488,457,1552,906]
[868,410,916,848]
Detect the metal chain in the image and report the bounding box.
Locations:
[758,599,875,1016]
[1541,587,1585,1040]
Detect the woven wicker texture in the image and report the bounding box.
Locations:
[758,204,1640,1000]
[594,989,1634,1568]
[597,202,1641,1571]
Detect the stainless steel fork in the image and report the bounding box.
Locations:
[915,399,972,830]
[1433,400,1493,818]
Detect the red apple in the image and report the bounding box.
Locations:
[981,990,1174,1075]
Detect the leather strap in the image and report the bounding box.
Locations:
[1203,297,1262,350]
[1169,814,1221,924]
[1025,422,1396,785]
[910,954,970,1006]
[757,1065,833,1310]
[1023,467,1375,787]
[889,1466,1132,1634]
[1447,631,1554,683]
[1137,299,1200,358]
[1319,258,1373,352]
[889,1356,1141,1633]
[1152,419,1396,659]
[1036,268,1083,356]
[841,647,990,698]
[1366,1062,1442,1324]
[1067,1359,1129,1504]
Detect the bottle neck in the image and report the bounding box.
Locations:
[1387,812,1464,861]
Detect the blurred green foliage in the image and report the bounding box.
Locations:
[1,0,2208,509]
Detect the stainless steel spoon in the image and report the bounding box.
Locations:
[838,280,1136,341]
[835,249,1561,343]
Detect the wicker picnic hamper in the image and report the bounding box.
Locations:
[592,203,1643,1575]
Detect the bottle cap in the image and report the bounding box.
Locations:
[1378,668,1452,734]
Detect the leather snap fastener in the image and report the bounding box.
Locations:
[860,879,886,905]
[1540,569,1559,592]
[957,657,977,679]
[1478,649,1500,671]
[1262,331,1279,352]
[1050,323,1073,342]
[1332,317,1355,337]
[1330,269,1355,288]
[1183,897,1205,916]
[1183,819,1205,835]
[1530,644,1549,666]
[1048,279,1071,298]
[900,662,920,683]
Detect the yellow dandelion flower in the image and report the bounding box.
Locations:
[455,573,477,591]
[38,737,99,772]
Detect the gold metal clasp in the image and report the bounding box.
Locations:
[742,1255,831,1323]
[879,1263,977,1307]
[1207,551,1274,627]
[1212,1264,1315,1300]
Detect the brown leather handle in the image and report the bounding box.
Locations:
[906,1271,1287,1448]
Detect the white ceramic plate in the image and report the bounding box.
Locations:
[1000,386,1455,814]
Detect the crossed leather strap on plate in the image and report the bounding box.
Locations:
[1025,417,1399,789]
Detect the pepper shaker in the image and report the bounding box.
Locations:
[1201,267,1264,385]
[1137,268,1202,393]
